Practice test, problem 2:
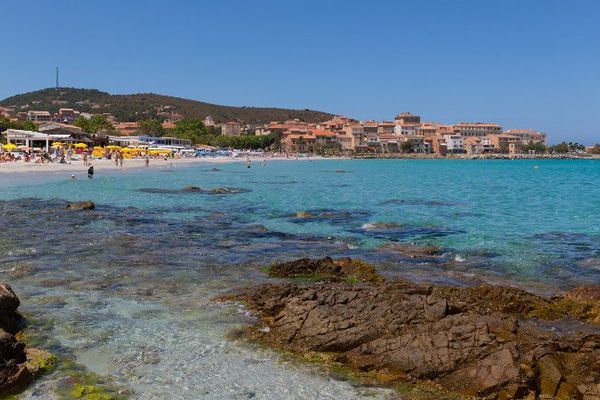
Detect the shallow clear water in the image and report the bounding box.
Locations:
[1,159,599,399]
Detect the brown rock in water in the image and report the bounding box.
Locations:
[0,284,20,315]
[65,201,95,210]
[230,258,600,399]
[378,242,443,258]
[0,283,22,335]
[268,257,383,283]
[183,186,204,192]
[0,283,54,396]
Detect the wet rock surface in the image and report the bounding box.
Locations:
[0,283,54,395]
[229,258,600,399]
[267,257,383,283]
[0,283,29,394]
[65,201,95,210]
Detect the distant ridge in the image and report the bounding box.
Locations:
[0,87,335,124]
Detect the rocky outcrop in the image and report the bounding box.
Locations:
[267,257,383,283]
[228,258,600,399]
[0,283,55,395]
[66,201,95,210]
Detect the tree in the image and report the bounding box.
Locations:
[521,142,546,153]
[138,119,164,136]
[0,117,38,133]
[74,115,115,134]
[548,141,585,154]
[171,118,208,143]
[400,141,413,153]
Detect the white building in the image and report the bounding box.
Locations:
[443,134,465,153]
[393,123,419,136]
[3,129,71,151]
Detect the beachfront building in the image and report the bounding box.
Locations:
[38,122,94,147]
[376,134,400,153]
[3,129,71,151]
[464,136,494,155]
[27,111,52,123]
[443,134,465,153]
[397,135,430,153]
[142,136,192,147]
[503,129,547,145]
[488,134,522,154]
[426,135,448,156]
[108,135,192,148]
[312,129,340,154]
[221,121,242,136]
[361,121,379,142]
[342,125,366,150]
[281,134,317,153]
[453,122,502,137]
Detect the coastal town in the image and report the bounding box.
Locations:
[0,99,598,160]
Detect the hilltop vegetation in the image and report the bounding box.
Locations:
[0,87,334,124]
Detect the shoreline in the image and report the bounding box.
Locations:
[0,155,341,176]
[352,153,600,160]
[0,153,597,176]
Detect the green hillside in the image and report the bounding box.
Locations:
[0,88,334,124]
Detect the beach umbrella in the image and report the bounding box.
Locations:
[74,143,88,149]
[17,145,31,151]
[51,142,64,147]
[2,143,17,150]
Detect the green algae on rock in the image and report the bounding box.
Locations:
[267,257,384,283]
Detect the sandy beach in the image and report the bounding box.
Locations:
[0,154,346,177]
[0,157,227,174]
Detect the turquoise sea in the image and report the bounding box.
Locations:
[1,159,599,399]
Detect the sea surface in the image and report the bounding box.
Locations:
[1,159,599,399]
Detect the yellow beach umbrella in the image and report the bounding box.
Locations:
[2,143,17,150]
[51,142,64,147]
[74,143,88,149]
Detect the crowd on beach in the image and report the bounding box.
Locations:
[0,143,178,166]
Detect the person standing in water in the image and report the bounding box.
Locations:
[87,166,94,179]
[145,153,150,167]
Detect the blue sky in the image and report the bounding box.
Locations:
[2,0,599,143]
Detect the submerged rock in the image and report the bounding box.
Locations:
[227,258,600,399]
[0,283,55,396]
[66,201,95,210]
[377,242,443,258]
[138,186,250,195]
[291,209,372,224]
